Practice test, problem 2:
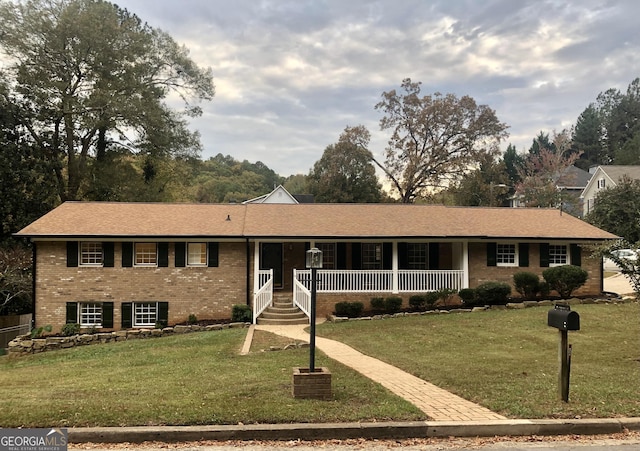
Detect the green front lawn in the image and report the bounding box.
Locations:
[0,329,423,427]
[316,303,640,419]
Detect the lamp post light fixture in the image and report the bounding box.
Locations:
[305,247,323,373]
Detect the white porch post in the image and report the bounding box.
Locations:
[392,241,399,293]
[253,240,260,294]
[462,241,469,289]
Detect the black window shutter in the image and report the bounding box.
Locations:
[486,242,497,267]
[66,302,78,323]
[518,243,529,267]
[102,242,114,267]
[122,242,133,267]
[208,242,219,267]
[428,243,440,270]
[67,242,78,267]
[570,244,582,266]
[382,242,393,270]
[102,302,114,328]
[121,302,132,328]
[398,242,408,269]
[175,242,186,267]
[336,243,347,269]
[157,302,169,326]
[352,243,362,270]
[158,242,169,267]
[540,243,550,267]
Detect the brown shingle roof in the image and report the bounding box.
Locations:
[15,202,618,241]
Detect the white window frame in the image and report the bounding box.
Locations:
[597,178,606,189]
[134,242,157,266]
[496,243,518,267]
[187,242,207,266]
[549,244,568,266]
[80,241,103,266]
[134,302,158,327]
[317,243,336,269]
[79,302,102,327]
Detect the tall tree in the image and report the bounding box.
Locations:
[307,129,382,203]
[503,143,524,188]
[371,78,508,203]
[0,0,214,202]
[450,153,509,206]
[572,104,607,170]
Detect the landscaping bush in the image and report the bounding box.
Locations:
[458,288,476,306]
[231,304,252,322]
[60,323,80,336]
[425,292,440,307]
[513,272,541,299]
[434,288,457,306]
[542,265,588,298]
[408,294,427,311]
[187,314,198,324]
[334,301,364,318]
[370,297,385,312]
[383,296,403,314]
[475,281,512,305]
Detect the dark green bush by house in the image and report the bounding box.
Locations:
[513,272,541,299]
[232,304,252,322]
[384,296,403,314]
[409,294,427,311]
[458,288,476,305]
[475,281,512,305]
[335,301,364,318]
[542,265,588,298]
[370,297,385,312]
[60,323,80,336]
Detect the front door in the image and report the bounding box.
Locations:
[260,243,283,288]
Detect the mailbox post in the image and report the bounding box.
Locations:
[547,304,580,402]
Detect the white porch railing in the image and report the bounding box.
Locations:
[294,269,465,293]
[292,269,311,321]
[253,269,273,324]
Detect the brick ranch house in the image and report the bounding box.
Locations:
[16,202,616,332]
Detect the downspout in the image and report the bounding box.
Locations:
[246,238,251,306]
[31,241,36,330]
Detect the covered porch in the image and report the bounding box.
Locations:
[251,240,469,323]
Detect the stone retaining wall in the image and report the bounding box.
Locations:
[7,322,250,356]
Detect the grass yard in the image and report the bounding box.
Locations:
[0,328,424,427]
[316,302,640,419]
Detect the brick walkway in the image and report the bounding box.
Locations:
[254,324,507,421]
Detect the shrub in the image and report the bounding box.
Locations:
[370,297,385,312]
[425,292,440,307]
[187,314,198,325]
[542,265,588,298]
[408,294,427,311]
[435,288,457,306]
[60,323,81,336]
[513,272,541,299]
[30,325,52,338]
[458,288,476,306]
[232,304,252,322]
[334,301,364,318]
[475,281,512,305]
[384,296,403,314]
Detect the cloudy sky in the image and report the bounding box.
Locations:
[117,0,640,177]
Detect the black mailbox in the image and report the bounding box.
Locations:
[548,307,580,331]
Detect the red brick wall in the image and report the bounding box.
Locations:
[34,241,247,331]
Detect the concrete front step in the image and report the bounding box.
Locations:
[256,317,309,325]
[261,311,307,320]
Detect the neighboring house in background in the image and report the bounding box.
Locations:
[16,202,616,332]
[243,185,314,204]
[580,165,640,217]
[510,165,591,217]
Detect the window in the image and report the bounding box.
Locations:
[362,243,382,270]
[317,243,335,269]
[549,244,568,266]
[496,244,517,266]
[79,302,102,327]
[407,243,428,270]
[187,243,207,266]
[135,243,157,266]
[134,302,158,327]
[80,242,103,266]
[597,178,606,189]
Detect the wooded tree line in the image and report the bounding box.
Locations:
[2,0,640,313]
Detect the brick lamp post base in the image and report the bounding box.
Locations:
[292,367,332,400]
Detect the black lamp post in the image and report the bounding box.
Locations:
[305,247,323,373]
